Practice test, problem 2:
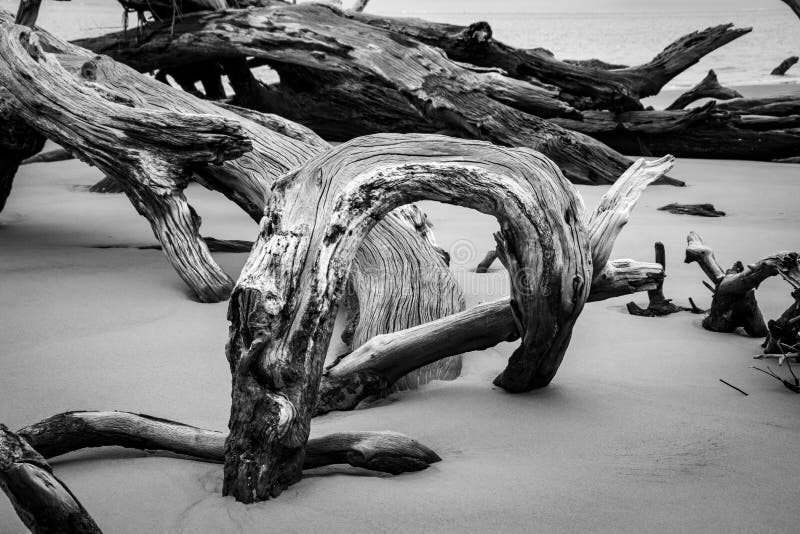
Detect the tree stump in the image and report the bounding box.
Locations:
[684,231,800,335]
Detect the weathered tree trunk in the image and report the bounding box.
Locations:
[347,12,750,111]
[665,69,742,110]
[0,25,256,302]
[343,205,466,392]
[224,134,595,502]
[685,231,800,336]
[73,2,649,185]
[771,56,798,75]
[16,411,440,474]
[0,424,102,534]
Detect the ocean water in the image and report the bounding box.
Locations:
[1,0,798,90]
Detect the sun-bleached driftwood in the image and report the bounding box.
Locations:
[665,69,742,110]
[343,205,465,392]
[771,56,798,76]
[0,23,253,302]
[16,411,440,474]
[685,231,800,335]
[224,134,599,501]
[347,13,750,111]
[317,156,676,416]
[0,424,102,534]
[73,2,648,186]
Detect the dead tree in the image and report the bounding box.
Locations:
[771,56,798,75]
[685,231,800,336]
[0,424,102,534]
[347,12,750,111]
[665,69,742,110]
[73,2,656,186]
[223,148,674,501]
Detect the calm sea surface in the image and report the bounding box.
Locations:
[1,1,798,90]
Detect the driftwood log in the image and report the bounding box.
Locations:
[347,13,750,111]
[665,69,742,110]
[685,231,800,335]
[73,1,660,186]
[0,424,102,534]
[223,148,673,502]
[771,56,798,76]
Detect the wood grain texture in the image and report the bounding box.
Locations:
[224,134,592,501]
[0,424,101,534]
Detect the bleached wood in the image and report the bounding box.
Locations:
[224,134,593,501]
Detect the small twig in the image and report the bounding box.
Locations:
[719,379,748,396]
[702,280,716,294]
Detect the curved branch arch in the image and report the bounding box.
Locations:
[225,134,592,502]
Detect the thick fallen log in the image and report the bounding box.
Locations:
[74,2,645,185]
[685,231,800,335]
[771,56,798,75]
[348,13,750,111]
[665,69,742,110]
[314,155,675,415]
[17,411,440,474]
[0,424,102,534]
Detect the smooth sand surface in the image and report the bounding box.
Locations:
[2,142,800,531]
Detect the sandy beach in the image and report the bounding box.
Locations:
[1,81,800,532]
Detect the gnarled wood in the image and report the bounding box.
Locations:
[74,2,644,185]
[17,411,440,475]
[685,232,800,336]
[0,424,101,534]
[665,70,742,110]
[224,134,593,502]
[317,257,665,415]
[0,24,253,302]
